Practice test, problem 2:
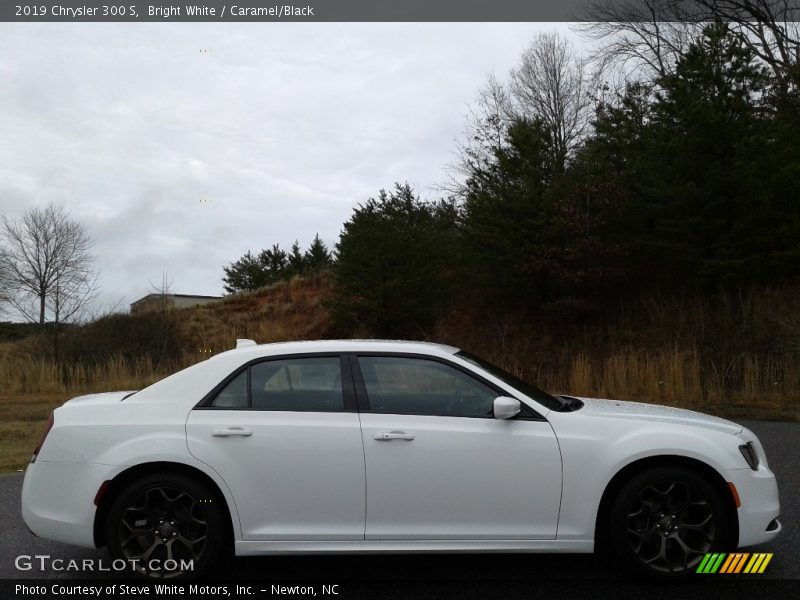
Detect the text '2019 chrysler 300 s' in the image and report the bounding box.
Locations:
[21,339,780,578]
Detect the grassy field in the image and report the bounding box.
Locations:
[0,392,73,473]
[549,350,799,422]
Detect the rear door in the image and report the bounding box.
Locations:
[186,354,366,540]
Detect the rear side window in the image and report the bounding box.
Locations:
[211,370,248,408]
[210,356,344,411]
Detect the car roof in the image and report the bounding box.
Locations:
[129,340,465,406]
[213,339,460,360]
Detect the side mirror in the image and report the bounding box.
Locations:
[493,396,521,420]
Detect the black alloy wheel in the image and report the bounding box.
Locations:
[106,474,227,578]
[609,466,733,576]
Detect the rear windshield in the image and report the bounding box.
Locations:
[455,351,565,412]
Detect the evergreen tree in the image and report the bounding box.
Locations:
[222,245,290,293]
[258,244,289,282]
[304,234,333,272]
[330,183,458,336]
[461,117,563,305]
[222,250,270,293]
[586,24,800,290]
[288,240,306,277]
[632,24,789,285]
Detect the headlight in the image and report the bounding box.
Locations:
[739,442,760,470]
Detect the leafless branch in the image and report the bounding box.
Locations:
[509,32,596,172]
[575,0,799,92]
[445,31,596,193]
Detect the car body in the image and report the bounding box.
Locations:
[21,340,780,577]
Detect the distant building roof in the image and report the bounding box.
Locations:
[130,293,223,306]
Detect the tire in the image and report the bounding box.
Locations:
[609,465,733,576]
[105,473,228,579]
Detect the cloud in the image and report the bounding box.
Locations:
[0,22,567,316]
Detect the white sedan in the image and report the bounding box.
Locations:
[21,340,780,578]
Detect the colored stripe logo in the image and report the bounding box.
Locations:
[696,553,773,574]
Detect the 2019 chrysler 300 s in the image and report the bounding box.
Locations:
[21,340,780,578]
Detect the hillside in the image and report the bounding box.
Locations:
[1,275,332,394]
[176,275,333,355]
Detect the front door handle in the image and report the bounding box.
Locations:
[374,431,415,441]
[212,427,253,437]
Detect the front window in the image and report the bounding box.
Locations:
[358,356,497,418]
[455,351,565,411]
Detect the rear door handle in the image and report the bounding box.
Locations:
[212,427,253,437]
[374,431,415,441]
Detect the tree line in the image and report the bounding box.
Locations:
[227,15,797,338]
[222,234,334,293]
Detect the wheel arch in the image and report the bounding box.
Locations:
[593,454,739,553]
[93,461,235,548]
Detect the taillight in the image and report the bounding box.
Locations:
[31,411,54,463]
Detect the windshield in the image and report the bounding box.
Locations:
[455,351,565,411]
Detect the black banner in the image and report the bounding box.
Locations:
[2,579,799,600]
[3,0,799,23]
[3,0,581,22]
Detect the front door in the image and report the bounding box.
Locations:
[355,354,562,540]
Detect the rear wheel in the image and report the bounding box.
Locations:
[609,466,733,576]
[105,473,227,578]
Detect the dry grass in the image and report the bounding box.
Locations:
[0,354,166,395]
[544,350,798,422]
[455,346,798,423]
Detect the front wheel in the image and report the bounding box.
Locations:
[609,466,733,576]
[105,473,227,578]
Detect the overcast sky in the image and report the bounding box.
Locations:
[0,23,573,316]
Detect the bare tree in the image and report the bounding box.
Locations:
[0,250,11,311]
[577,0,799,91]
[447,32,594,192]
[447,73,514,194]
[508,32,595,172]
[696,0,800,94]
[576,1,699,81]
[145,270,176,360]
[147,270,174,315]
[49,269,99,325]
[0,203,98,326]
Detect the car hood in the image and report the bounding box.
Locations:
[573,396,743,435]
[63,391,137,406]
